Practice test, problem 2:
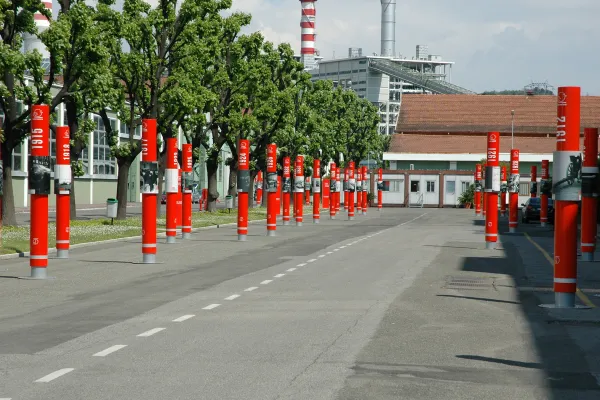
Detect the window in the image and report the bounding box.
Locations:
[426,181,435,192]
[461,181,470,193]
[92,115,116,176]
[446,181,455,194]
[449,161,457,170]
[359,60,367,64]
[218,162,223,181]
[387,179,403,192]
[519,182,530,196]
[410,180,420,193]
[120,122,141,139]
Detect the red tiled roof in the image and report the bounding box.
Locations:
[396,94,600,135]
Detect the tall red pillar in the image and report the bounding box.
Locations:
[530,166,538,198]
[377,168,383,210]
[27,105,51,279]
[581,128,599,261]
[256,171,263,206]
[475,164,482,216]
[266,144,278,236]
[540,160,550,227]
[485,132,500,250]
[237,139,250,241]
[335,167,341,213]
[305,176,311,205]
[329,163,337,219]
[550,86,581,308]
[141,119,158,263]
[165,138,178,244]
[362,166,368,214]
[182,144,193,239]
[282,157,291,225]
[0,145,3,247]
[500,166,507,217]
[55,126,71,259]
[295,156,304,226]
[344,168,349,211]
[312,158,321,223]
[322,174,330,210]
[356,168,363,215]
[508,149,520,233]
[348,162,356,220]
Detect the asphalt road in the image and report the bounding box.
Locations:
[1,208,599,399]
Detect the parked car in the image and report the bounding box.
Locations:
[521,197,554,224]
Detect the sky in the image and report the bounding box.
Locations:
[228,0,600,95]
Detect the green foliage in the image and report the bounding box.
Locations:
[458,183,475,205]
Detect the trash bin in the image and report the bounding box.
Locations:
[106,198,118,219]
[225,195,233,210]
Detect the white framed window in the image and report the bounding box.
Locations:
[461,181,470,193]
[388,179,403,192]
[519,182,530,196]
[446,180,455,194]
[92,115,116,176]
[426,181,435,193]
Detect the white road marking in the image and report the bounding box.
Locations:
[203,304,221,310]
[307,259,317,263]
[137,328,166,337]
[318,255,326,258]
[333,249,340,251]
[274,274,285,278]
[35,368,75,383]
[245,287,258,292]
[261,280,273,285]
[225,294,240,301]
[93,345,127,357]
[340,246,347,249]
[400,213,428,226]
[327,251,333,254]
[297,263,307,267]
[287,268,297,272]
[173,314,195,322]
[0,398,12,399]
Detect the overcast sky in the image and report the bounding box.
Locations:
[230,0,600,95]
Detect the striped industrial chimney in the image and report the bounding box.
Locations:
[23,0,52,65]
[300,0,317,70]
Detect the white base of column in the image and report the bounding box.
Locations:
[238,234,247,241]
[267,230,276,237]
[582,252,594,262]
[486,241,496,250]
[143,253,156,264]
[56,249,69,259]
[182,232,192,239]
[166,236,176,244]
[283,220,290,226]
[509,227,516,233]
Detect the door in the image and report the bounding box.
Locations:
[422,175,439,205]
[409,177,421,205]
[445,177,456,206]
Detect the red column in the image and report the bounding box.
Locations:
[500,166,507,217]
[55,126,71,259]
[177,167,182,233]
[256,170,263,206]
[27,105,51,279]
[475,164,482,216]
[141,119,158,263]
[485,132,500,250]
[313,158,321,223]
[509,149,520,233]
[377,168,383,210]
[305,176,311,205]
[202,188,208,211]
[362,166,368,214]
[531,166,538,198]
[182,144,193,239]
[329,163,337,219]
[551,86,581,308]
[335,167,341,213]
[581,128,599,261]
[282,157,291,225]
[344,168,349,210]
[295,155,304,226]
[540,160,550,227]
[237,139,250,241]
[266,144,278,236]
[0,145,3,247]
[323,177,330,210]
[356,168,363,215]
[348,162,356,220]
[165,138,178,244]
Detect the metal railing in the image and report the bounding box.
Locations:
[409,192,424,208]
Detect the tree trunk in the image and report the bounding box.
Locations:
[227,166,237,210]
[70,178,77,220]
[1,144,18,226]
[206,158,219,212]
[116,159,131,220]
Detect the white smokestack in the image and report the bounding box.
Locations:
[300,0,317,70]
[380,0,396,58]
[23,0,52,63]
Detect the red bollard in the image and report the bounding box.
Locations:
[508,149,520,234]
[55,126,71,259]
[335,167,341,213]
[329,163,337,219]
[255,170,263,207]
[581,128,599,262]
[0,146,3,248]
[531,166,538,199]
[177,167,182,233]
[201,188,208,211]
[475,164,482,217]
[356,168,363,215]
[165,138,178,244]
[141,119,158,263]
[500,166,507,217]
[182,144,193,239]
[549,86,581,308]
[295,155,304,226]
[348,162,356,220]
[484,132,500,250]
[323,176,330,210]
[305,176,311,205]
[313,158,321,223]
[362,166,368,214]
[377,168,383,210]
[540,160,550,227]
[282,157,291,225]
[266,144,278,236]
[344,168,349,211]
[237,139,250,241]
[26,105,51,279]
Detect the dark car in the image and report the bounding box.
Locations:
[521,197,554,224]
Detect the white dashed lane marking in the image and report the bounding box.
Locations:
[35,368,75,383]
[287,268,296,272]
[307,259,317,263]
[340,246,347,249]
[327,251,333,254]
[137,328,166,337]
[318,255,326,258]
[203,304,221,310]
[297,263,307,267]
[261,280,273,285]
[245,287,258,292]
[274,274,285,278]
[93,345,127,357]
[173,315,195,322]
[225,294,240,300]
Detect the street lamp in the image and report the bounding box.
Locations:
[511,110,515,149]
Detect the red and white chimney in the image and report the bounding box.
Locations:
[23,1,52,62]
[300,0,317,70]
